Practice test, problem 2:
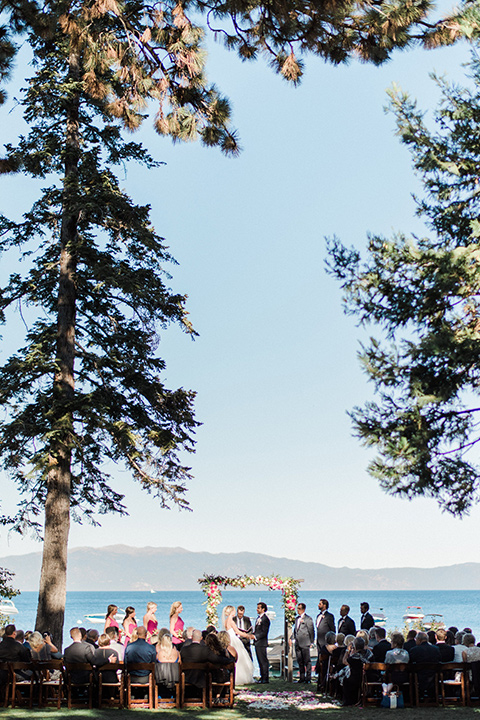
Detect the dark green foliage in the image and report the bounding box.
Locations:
[0,16,199,536]
[327,54,480,516]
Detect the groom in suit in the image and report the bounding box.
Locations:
[233,605,253,658]
[253,602,270,683]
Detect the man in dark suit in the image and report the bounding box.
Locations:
[409,631,441,697]
[64,627,94,684]
[372,627,391,662]
[338,605,356,636]
[435,629,454,661]
[253,602,270,683]
[315,599,335,651]
[233,605,253,658]
[293,603,315,683]
[124,626,156,683]
[0,624,32,683]
[180,629,231,689]
[360,602,375,631]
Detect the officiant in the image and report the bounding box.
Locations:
[233,605,253,658]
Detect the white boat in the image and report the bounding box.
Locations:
[371,608,387,626]
[423,614,445,630]
[266,605,276,620]
[85,608,125,625]
[402,606,424,622]
[0,599,18,614]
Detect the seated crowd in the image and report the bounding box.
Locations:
[320,625,480,705]
[0,618,236,701]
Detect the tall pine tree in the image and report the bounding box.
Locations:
[328,53,480,517]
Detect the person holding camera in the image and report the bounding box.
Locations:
[28,631,61,661]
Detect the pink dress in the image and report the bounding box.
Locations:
[147,619,158,643]
[172,616,184,646]
[123,620,137,646]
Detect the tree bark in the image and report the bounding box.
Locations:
[35,51,80,649]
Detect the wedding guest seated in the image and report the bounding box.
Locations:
[331,633,346,671]
[180,629,231,693]
[445,630,455,647]
[93,634,119,684]
[124,626,156,683]
[454,632,468,662]
[206,633,230,683]
[427,630,437,645]
[342,637,372,706]
[217,630,237,662]
[448,627,459,636]
[385,632,409,687]
[372,627,391,662]
[155,631,179,697]
[409,631,441,699]
[79,628,88,641]
[462,634,480,662]
[368,628,378,649]
[435,629,454,661]
[64,627,94,684]
[0,625,31,683]
[105,626,125,661]
[86,629,99,648]
[202,625,216,641]
[356,630,369,647]
[318,631,336,686]
[29,631,60,661]
[404,630,417,652]
[183,627,194,647]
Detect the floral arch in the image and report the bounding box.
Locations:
[198,573,303,681]
[198,573,302,627]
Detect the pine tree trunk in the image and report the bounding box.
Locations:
[35,53,80,649]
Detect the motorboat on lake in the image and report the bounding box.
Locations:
[423,613,445,630]
[371,608,387,626]
[403,606,424,623]
[0,599,18,615]
[85,608,125,624]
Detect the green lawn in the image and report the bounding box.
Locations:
[2,680,480,719]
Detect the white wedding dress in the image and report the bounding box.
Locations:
[227,627,254,685]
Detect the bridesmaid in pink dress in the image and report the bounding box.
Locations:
[143,602,158,643]
[103,604,120,638]
[122,606,137,646]
[169,601,184,649]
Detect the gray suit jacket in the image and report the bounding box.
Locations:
[293,614,314,648]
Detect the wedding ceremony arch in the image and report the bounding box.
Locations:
[198,573,303,681]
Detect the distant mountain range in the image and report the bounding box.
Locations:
[1,545,480,591]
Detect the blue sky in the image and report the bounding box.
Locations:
[1,26,479,570]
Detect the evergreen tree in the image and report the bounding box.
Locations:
[0,0,212,643]
[328,53,480,517]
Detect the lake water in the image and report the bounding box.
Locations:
[8,588,480,649]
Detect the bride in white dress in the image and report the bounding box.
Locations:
[222,605,254,685]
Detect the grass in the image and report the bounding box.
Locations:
[2,679,480,720]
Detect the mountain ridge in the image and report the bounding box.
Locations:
[1,546,479,591]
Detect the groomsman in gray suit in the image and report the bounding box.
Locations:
[293,603,315,683]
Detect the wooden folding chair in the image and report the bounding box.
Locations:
[465,660,480,706]
[65,662,93,709]
[0,662,11,707]
[385,662,413,706]
[439,662,466,706]
[208,662,235,708]
[361,662,386,706]
[412,662,441,706]
[9,661,37,708]
[97,662,124,708]
[178,662,208,708]
[125,662,156,709]
[38,659,64,709]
